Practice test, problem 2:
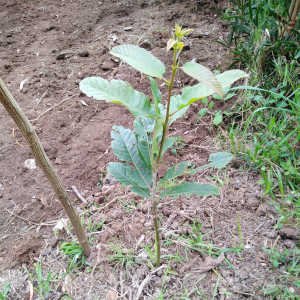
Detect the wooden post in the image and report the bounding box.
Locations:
[0,78,90,256]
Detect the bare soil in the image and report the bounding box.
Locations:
[0,0,297,299]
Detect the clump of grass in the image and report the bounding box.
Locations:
[29,261,54,300]
[108,244,136,268]
[60,242,87,271]
[224,0,300,297]
[0,284,11,300]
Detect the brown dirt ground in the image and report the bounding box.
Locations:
[0,0,296,299]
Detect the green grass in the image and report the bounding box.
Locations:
[224,1,300,298]
[0,284,11,300]
[29,261,54,300]
[108,244,137,267]
[60,242,87,271]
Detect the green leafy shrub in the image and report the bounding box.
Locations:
[80,25,247,265]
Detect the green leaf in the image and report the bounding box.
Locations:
[149,77,162,105]
[182,61,223,97]
[110,44,165,78]
[161,182,219,198]
[198,108,208,118]
[208,152,233,169]
[79,77,152,117]
[182,83,214,103]
[213,111,223,126]
[108,162,150,197]
[181,69,248,104]
[216,70,248,89]
[161,161,193,182]
[161,136,177,155]
[169,95,189,124]
[134,118,154,169]
[111,126,152,189]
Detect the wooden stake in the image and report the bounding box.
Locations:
[0,78,90,256]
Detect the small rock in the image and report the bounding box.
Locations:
[24,159,36,170]
[246,197,260,210]
[123,26,133,31]
[140,39,152,50]
[279,226,300,241]
[100,60,116,71]
[283,239,296,249]
[78,50,90,57]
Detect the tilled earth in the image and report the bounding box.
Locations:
[0,0,297,299]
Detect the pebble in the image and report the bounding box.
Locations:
[100,60,116,71]
[140,39,152,50]
[24,159,36,170]
[78,50,90,57]
[279,226,300,241]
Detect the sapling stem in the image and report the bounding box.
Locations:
[151,47,180,266]
[0,78,91,257]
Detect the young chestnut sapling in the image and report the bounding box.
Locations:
[80,25,248,265]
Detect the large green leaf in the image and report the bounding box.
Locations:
[216,70,248,89]
[181,83,214,103]
[161,136,177,155]
[180,69,248,104]
[182,61,223,97]
[134,117,154,168]
[108,162,150,197]
[208,152,233,169]
[161,182,219,198]
[111,126,152,189]
[110,44,165,79]
[161,161,193,182]
[169,95,189,124]
[79,77,152,117]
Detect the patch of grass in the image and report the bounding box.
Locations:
[178,222,242,258]
[224,3,300,297]
[29,261,54,300]
[0,284,11,300]
[108,244,136,268]
[60,242,87,271]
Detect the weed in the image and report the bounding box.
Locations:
[29,261,53,300]
[108,244,136,267]
[60,242,87,271]
[0,284,11,300]
[80,25,246,265]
